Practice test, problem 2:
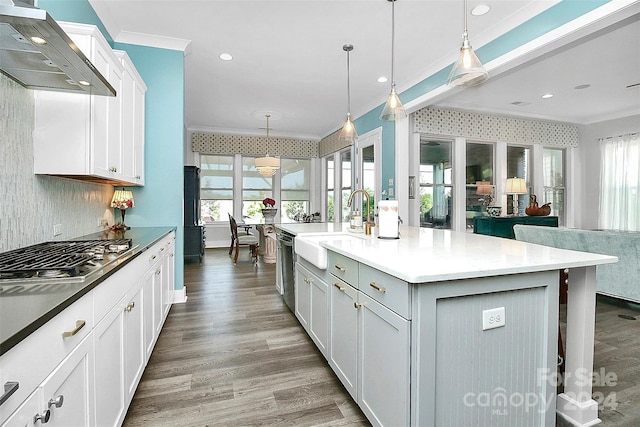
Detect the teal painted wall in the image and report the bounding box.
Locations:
[38,0,185,290]
[352,0,612,191]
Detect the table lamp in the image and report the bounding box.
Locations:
[111,188,134,229]
[505,178,527,216]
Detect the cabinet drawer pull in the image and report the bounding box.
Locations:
[125,302,135,312]
[48,395,64,409]
[150,255,157,262]
[156,269,161,275]
[160,247,165,252]
[62,320,86,338]
[0,381,19,406]
[334,283,345,292]
[33,409,51,424]
[334,264,346,272]
[354,302,362,309]
[369,282,386,293]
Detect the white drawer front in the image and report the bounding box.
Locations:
[0,291,93,422]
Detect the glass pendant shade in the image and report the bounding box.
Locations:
[447,0,488,88]
[339,115,358,142]
[339,44,358,143]
[255,114,280,177]
[380,87,406,121]
[380,0,406,122]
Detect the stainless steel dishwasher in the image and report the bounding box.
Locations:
[276,230,295,312]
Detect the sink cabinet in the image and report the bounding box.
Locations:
[295,260,329,357]
[326,251,410,427]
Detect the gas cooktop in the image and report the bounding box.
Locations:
[0,239,136,288]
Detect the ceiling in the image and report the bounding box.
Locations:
[88,0,640,140]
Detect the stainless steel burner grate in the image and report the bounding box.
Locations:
[0,239,132,279]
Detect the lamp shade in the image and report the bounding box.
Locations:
[111,189,134,209]
[505,178,527,194]
[475,181,492,195]
[255,155,280,177]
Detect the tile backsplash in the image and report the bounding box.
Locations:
[1,75,115,252]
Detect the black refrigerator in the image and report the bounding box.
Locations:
[184,166,204,263]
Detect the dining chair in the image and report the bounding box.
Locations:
[229,215,259,264]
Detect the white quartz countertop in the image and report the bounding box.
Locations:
[289,224,618,283]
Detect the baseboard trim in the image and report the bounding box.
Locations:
[173,286,188,303]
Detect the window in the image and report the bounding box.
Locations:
[359,144,376,220]
[326,157,335,221]
[242,156,273,221]
[600,133,640,231]
[465,142,494,229]
[543,148,565,226]
[341,150,352,222]
[200,155,233,222]
[419,139,452,229]
[280,158,310,223]
[506,145,531,215]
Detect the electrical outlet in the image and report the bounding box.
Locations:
[53,224,62,236]
[482,307,505,330]
[388,178,394,186]
[97,217,103,227]
[388,188,394,196]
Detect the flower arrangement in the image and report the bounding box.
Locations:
[262,197,276,208]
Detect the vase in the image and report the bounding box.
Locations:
[261,208,278,224]
[486,206,502,217]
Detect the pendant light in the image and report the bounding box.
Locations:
[447,0,489,87]
[339,44,358,143]
[254,114,280,177]
[380,0,406,121]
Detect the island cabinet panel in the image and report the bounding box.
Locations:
[325,250,411,427]
[295,261,329,357]
[411,271,559,427]
[359,293,410,427]
[329,277,359,400]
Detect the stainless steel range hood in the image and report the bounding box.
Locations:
[0,0,115,96]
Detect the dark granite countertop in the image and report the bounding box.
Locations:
[0,227,175,356]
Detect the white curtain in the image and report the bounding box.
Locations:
[599,133,640,231]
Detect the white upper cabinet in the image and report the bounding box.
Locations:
[115,50,147,186]
[33,22,146,186]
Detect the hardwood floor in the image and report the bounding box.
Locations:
[124,248,640,426]
[123,248,368,427]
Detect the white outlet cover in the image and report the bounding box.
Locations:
[482,307,505,330]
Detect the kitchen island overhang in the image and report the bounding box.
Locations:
[286,223,616,427]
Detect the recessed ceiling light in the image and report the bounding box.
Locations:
[377,76,388,83]
[541,93,554,99]
[471,4,491,16]
[574,84,591,90]
[219,53,233,61]
[30,36,47,45]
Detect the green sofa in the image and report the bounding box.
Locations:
[513,225,638,303]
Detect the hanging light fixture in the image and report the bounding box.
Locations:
[447,0,489,87]
[380,0,406,121]
[339,44,358,143]
[254,114,280,177]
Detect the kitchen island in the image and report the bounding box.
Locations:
[280,223,617,427]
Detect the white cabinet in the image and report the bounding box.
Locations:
[295,262,329,357]
[40,335,94,427]
[33,23,146,186]
[93,296,126,427]
[114,50,147,186]
[161,237,175,318]
[1,231,176,427]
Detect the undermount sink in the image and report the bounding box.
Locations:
[294,233,364,269]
